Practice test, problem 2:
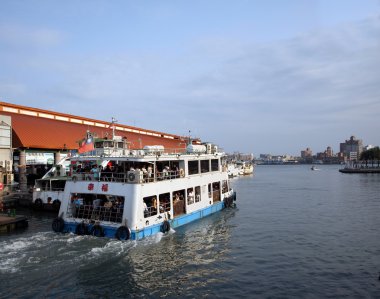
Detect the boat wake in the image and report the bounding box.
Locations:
[0,229,177,274]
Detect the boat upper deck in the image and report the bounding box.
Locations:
[68,144,227,184]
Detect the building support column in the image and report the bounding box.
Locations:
[54,152,61,165]
[19,150,27,192]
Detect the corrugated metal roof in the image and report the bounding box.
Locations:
[0,102,187,150]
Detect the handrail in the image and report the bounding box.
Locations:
[69,167,223,184]
[67,203,123,223]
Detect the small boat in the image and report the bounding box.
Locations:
[311,166,320,171]
[236,161,254,175]
[32,156,71,211]
[227,163,240,177]
[51,131,236,241]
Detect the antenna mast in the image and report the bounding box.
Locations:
[111,117,118,139]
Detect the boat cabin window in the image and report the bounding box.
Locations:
[222,180,228,193]
[156,162,179,180]
[143,195,158,218]
[211,159,219,171]
[208,182,221,202]
[173,189,186,216]
[201,160,210,173]
[159,193,171,212]
[51,180,66,191]
[195,186,201,202]
[187,188,194,205]
[188,160,199,175]
[68,193,124,223]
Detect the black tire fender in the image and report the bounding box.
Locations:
[52,199,61,208]
[115,226,130,240]
[128,172,135,181]
[34,198,43,209]
[224,196,232,208]
[160,220,170,233]
[75,222,88,235]
[90,224,105,237]
[52,217,65,232]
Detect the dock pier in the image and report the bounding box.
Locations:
[0,213,28,233]
[339,160,380,174]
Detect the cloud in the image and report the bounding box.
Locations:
[0,23,65,48]
[1,15,379,154]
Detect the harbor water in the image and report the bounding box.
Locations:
[1,165,380,298]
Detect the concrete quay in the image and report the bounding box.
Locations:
[0,214,28,232]
[339,167,380,174]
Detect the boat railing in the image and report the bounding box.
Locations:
[78,147,188,158]
[35,186,65,192]
[67,203,123,223]
[343,160,380,169]
[70,169,182,184]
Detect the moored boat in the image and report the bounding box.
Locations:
[227,163,240,177]
[52,132,236,240]
[237,161,254,175]
[32,156,71,210]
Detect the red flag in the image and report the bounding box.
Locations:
[78,136,94,153]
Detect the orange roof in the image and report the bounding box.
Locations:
[0,102,188,150]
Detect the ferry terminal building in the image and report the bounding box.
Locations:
[0,101,192,192]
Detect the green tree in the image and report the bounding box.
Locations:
[360,147,380,160]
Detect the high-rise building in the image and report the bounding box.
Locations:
[340,136,363,161]
[301,147,312,158]
[325,146,333,157]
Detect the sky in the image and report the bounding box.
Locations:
[1,0,380,156]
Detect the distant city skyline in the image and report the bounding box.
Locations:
[1,1,379,156]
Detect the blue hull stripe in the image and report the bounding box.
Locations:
[63,200,226,240]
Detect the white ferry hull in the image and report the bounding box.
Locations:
[58,193,235,240]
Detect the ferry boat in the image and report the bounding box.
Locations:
[52,133,236,240]
[32,156,71,210]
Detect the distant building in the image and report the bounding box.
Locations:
[325,146,333,157]
[301,147,312,158]
[340,136,363,161]
[256,154,298,164]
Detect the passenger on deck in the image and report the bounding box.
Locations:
[147,165,153,181]
[76,165,84,173]
[103,165,112,180]
[104,200,113,208]
[152,197,157,211]
[174,192,180,202]
[142,167,148,182]
[188,190,194,204]
[91,165,99,180]
[163,166,169,179]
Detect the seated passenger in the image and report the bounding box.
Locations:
[104,201,113,208]
[152,197,157,211]
[188,190,194,204]
[174,193,180,201]
[93,198,101,208]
